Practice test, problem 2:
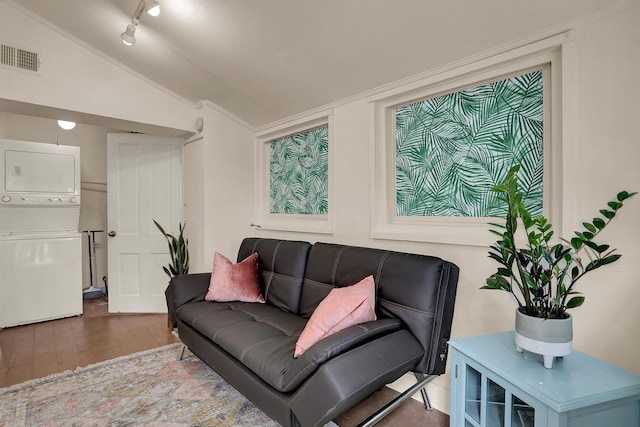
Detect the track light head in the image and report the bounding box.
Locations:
[120,0,159,45]
[145,0,160,16]
[121,23,136,46]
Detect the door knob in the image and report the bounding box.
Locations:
[108,231,117,237]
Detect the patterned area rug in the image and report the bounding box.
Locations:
[0,343,278,426]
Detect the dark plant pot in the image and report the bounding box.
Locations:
[514,308,573,369]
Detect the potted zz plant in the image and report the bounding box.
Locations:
[483,165,635,368]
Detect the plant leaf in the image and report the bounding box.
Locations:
[570,237,583,250]
[617,191,637,202]
[600,209,615,219]
[162,266,171,277]
[592,218,606,230]
[567,296,585,308]
[607,201,623,211]
[599,254,622,266]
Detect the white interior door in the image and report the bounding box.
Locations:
[107,133,183,313]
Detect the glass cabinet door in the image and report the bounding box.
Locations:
[463,364,535,427]
[487,378,506,425]
[465,365,481,424]
[511,395,535,427]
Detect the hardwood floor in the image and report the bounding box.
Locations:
[335,387,449,427]
[0,298,448,426]
[0,298,175,388]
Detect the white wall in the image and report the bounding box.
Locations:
[194,3,637,414]
[184,102,255,273]
[566,2,640,372]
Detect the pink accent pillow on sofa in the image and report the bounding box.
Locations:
[205,252,265,303]
[294,275,376,358]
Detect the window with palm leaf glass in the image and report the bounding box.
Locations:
[395,70,543,218]
[269,125,329,215]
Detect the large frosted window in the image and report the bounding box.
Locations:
[395,70,543,217]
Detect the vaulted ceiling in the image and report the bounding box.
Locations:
[12,0,628,127]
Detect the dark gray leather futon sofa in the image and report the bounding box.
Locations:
[167,237,459,427]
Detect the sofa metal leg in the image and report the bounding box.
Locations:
[179,345,186,361]
[414,372,432,410]
[356,374,437,427]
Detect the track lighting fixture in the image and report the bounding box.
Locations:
[120,0,160,46]
[121,23,137,46]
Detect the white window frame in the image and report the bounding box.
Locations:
[254,111,333,234]
[369,34,569,246]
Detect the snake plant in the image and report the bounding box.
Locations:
[153,220,189,278]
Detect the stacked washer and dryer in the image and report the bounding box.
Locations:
[0,139,83,328]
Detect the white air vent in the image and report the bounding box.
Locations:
[1,43,40,73]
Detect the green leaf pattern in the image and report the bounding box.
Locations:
[270,126,329,214]
[395,71,543,217]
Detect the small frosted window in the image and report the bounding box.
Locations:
[270,126,329,215]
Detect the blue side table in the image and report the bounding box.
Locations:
[449,331,640,427]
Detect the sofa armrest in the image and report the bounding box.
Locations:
[167,273,211,314]
[289,329,424,427]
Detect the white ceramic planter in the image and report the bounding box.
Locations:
[514,309,573,369]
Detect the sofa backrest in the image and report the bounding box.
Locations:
[238,238,311,314]
[299,242,459,375]
[238,238,459,374]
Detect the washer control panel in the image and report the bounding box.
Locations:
[0,194,80,205]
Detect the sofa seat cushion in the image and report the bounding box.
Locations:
[176,301,403,392]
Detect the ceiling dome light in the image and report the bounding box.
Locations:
[58,120,76,130]
[121,23,136,46]
[145,0,160,16]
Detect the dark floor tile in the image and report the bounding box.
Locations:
[336,387,449,427]
[8,346,33,368]
[5,364,33,385]
[33,361,60,379]
[57,353,81,371]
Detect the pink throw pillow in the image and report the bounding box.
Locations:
[294,275,376,358]
[205,252,265,303]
